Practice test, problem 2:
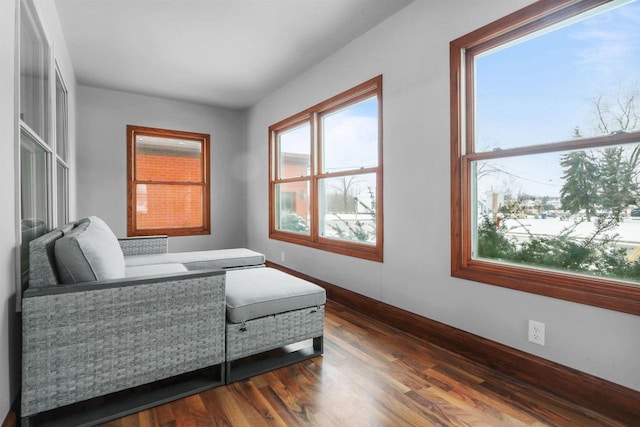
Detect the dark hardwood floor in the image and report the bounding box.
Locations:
[95,301,622,427]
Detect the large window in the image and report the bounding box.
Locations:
[20,0,49,141]
[451,0,640,314]
[19,0,52,289]
[127,125,211,236]
[18,0,71,300]
[269,76,383,261]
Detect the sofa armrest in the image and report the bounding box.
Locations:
[23,268,223,297]
[118,235,168,256]
[21,269,225,417]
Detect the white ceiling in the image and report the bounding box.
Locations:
[55,0,414,109]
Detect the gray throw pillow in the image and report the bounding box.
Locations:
[55,216,125,283]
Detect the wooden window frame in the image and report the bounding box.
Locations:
[127,125,211,237]
[269,76,383,262]
[450,0,640,315]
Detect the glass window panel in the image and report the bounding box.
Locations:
[275,181,310,235]
[278,123,310,179]
[319,173,377,244]
[322,96,378,173]
[55,72,68,161]
[20,131,49,225]
[135,136,203,182]
[474,1,640,152]
[57,161,69,225]
[472,142,640,284]
[20,2,49,141]
[136,183,204,229]
[20,131,49,285]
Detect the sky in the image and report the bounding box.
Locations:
[278,96,377,168]
[475,0,640,199]
[278,96,378,196]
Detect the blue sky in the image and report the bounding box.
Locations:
[475,0,640,198]
[277,96,378,202]
[279,96,378,173]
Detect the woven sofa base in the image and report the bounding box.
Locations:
[21,273,226,423]
[21,364,224,427]
[225,305,324,383]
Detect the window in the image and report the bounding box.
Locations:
[269,76,383,261]
[55,65,69,226]
[20,132,49,223]
[20,131,49,285]
[20,0,49,140]
[19,0,52,289]
[127,125,210,236]
[451,0,640,315]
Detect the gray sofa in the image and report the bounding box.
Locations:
[21,216,324,426]
[21,217,256,425]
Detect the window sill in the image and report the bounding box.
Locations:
[452,259,640,316]
[270,230,383,262]
[129,227,210,237]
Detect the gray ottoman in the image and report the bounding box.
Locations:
[225,267,326,382]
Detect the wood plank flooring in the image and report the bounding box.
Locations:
[99,301,622,427]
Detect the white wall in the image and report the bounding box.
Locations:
[76,86,248,252]
[246,0,640,391]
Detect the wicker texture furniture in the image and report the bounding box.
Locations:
[226,306,324,358]
[224,267,325,382]
[27,224,75,288]
[21,217,325,425]
[21,223,226,426]
[118,235,168,256]
[22,273,225,417]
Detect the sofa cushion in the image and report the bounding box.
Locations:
[55,216,125,284]
[125,263,188,278]
[124,248,265,270]
[225,267,326,323]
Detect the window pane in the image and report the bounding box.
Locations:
[275,181,310,235]
[57,161,69,225]
[472,142,640,284]
[322,96,378,173]
[136,183,203,229]
[20,131,49,285]
[20,2,49,141]
[21,131,49,224]
[319,173,376,244]
[55,72,68,161]
[278,123,310,179]
[474,1,640,152]
[135,136,203,182]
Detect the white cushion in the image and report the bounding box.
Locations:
[124,248,265,270]
[125,263,188,278]
[55,216,125,284]
[225,267,326,323]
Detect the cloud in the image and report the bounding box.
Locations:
[570,2,640,76]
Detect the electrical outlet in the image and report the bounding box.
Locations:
[281,251,285,262]
[528,320,545,346]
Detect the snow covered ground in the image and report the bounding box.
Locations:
[502,217,640,249]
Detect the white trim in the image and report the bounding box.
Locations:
[53,59,69,226]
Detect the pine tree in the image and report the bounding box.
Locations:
[598,147,639,220]
[560,151,599,221]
